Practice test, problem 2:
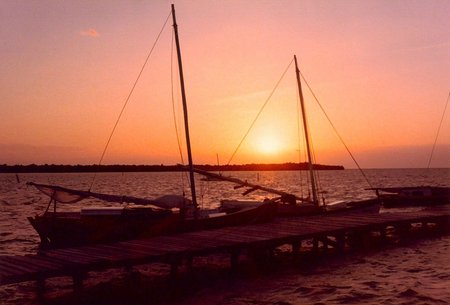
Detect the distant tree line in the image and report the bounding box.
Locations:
[0,162,344,173]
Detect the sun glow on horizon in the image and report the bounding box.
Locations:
[254,133,283,155]
[1,2,449,168]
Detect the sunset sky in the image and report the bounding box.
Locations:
[1,0,449,168]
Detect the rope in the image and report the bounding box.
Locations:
[298,70,322,202]
[309,133,323,203]
[427,91,449,168]
[89,10,172,191]
[296,87,314,200]
[299,71,374,190]
[226,58,294,165]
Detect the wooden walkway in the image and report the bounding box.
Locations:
[1,205,449,288]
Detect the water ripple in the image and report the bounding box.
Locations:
[0,170,449,305]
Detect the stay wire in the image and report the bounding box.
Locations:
[89,10,172,191]
[309,134,323,203]
[226,58,295,165]
[296,86,313,200]
[427,91,449,168]
[299,71,374,190]
[298,73,322,201]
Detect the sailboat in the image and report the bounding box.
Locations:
[27,4,277,248]
[370,93,450,208]
[370,186,450,208]
[219,55,380,216]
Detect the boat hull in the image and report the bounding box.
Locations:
[221,198,380,217]
[182,200,277,231]
[28,208,179,248]
[28,201,277,248]
[376,186,450,208]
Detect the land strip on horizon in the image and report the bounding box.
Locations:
[0,163,343,173]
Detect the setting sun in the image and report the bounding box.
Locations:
[0,1,448,168]
[255,134,282,155]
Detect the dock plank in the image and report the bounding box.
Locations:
[1,205,449,286]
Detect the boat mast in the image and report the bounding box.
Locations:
[171,4,198,209]
[294,55,319,206]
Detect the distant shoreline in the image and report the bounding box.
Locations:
[0,163,344,173]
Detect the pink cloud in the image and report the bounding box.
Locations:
[80,28,99,37]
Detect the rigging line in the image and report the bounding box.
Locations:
[299,71,374,190]
[301,91,321,197]
[296,91,310,198]
[226,58,295,166]
[309,135,323,203]
[171,28,190,190]
[297,72,320,200]
[302,132,311,198]
[297,89,313,199]
[89,10,172,191]
[427,91,449,169]
[304,112,320,199]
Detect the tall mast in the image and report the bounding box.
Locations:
[294,55,319,205]
[171,4,198,209]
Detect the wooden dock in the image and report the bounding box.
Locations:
[1,205,449,291]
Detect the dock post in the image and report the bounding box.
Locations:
[396,223,412,236]
[36,277,46,301]
[439,219,450,234]
[349,229,370,250]
[379,227,387,244]
[322,237,329,253]
[312,238,319,254]
[72,271,86,293]
[361,230,372,250]
[268,247,275,261]
[186,255,193,273]
[124,261,133,272]
[124,264,142,284]
[336,234,345,253]
[169,258,180,279]
[230,249,240,272]
[292,240,300,258]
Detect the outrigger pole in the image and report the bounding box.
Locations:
[172,4,198,209]
[189,167,305,203]
[294,55,319,206]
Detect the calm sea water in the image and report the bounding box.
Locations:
[0,169,449,304]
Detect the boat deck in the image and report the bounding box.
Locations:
[1,205,449,288]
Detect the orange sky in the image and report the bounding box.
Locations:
[1,0,449,168]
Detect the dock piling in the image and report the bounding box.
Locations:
[0,205,448,293]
